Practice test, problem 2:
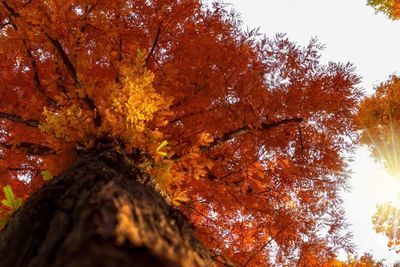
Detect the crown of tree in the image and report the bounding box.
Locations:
[0,1,363,265]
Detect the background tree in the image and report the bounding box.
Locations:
[356,75,400,253]
[356,0,400,258]
[0,0,362,266]
[356,76,400,175]
[345,252,385,267]
[373,202,400,252]
[368,0,400,19]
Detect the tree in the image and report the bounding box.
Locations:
[361,0,400,255]
[356,76,400,252]
[373,202,400,252]
[356,76,400,175]
[367,0,400,19]
[345,252,385,267]
[0,0,362,266]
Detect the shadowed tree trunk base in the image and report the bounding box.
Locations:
[0,147,215,267]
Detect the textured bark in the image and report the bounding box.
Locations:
[0,147,215,267]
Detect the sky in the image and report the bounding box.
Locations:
[224,0,400,264]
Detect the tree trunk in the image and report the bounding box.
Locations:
[0,147,215,267]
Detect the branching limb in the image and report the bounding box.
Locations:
[45,33,80,88]
[1,1,19,29]
[0,142,55,155]
[1,1,19,18]
[25,47,57,106]
[45,34,101,126]
[202,117,303,151]
[0,112,39,128]
[0,21,11,30]
[145,23,162,66]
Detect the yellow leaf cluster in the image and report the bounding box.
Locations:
[40,50,172,154]
[40,102,95,146]
[100,53,172,152]
[110,63,167,133]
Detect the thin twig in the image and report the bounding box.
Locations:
[145,23,162,66]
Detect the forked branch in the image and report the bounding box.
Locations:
[145,23,162,66]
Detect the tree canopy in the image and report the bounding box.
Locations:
[368,0,400,19]
[357,75,400,254]
[0,0,363,265]
[357,76,400,175]
[355,1,400,256]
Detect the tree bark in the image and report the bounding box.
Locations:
[0,147,215,267]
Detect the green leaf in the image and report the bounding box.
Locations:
[41,170,54,181]
[156,140,169,157]
[1,185,22,210]
[15,198,22,209]
[3,185,14,203]
[1,199,13,209]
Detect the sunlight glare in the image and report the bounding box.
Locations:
[371,166,400,204]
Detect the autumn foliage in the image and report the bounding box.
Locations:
[324,252,385,267]
[368,0,400,19]
[0,0,363,265]
[356,75,400,254]
[349,1,400,258]
[357,76,400,175]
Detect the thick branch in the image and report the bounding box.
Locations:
[0,142,55,155]
[25,47,56,106]
[0,21,11,30]
[0,112,39,128]
[203,117,303,151]
[2,2,65,107]
[1,1,19,29]
[45,34,101,126]
[1,1,19,18]
[45,33,80,87]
